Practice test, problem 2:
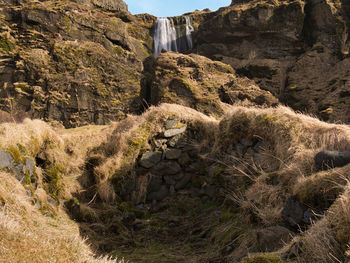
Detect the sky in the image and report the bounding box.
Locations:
[124,0,231,17]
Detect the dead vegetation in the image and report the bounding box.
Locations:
[1,104,350,262]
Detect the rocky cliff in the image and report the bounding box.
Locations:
[195,0,350,123]
[0,0,154,127]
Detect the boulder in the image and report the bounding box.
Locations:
[175,173,192,190]
[314,150,350,170]
[165,149,182,160]
[147,175,162,193]
[164,126,187,138]
[147,185,169,201]
[152,161,182,176]
[0,149,14,169]
[139,151,162,169]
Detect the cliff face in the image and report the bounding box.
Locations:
[0,0,154,127]
[1,0,350,126]
[195,0,350,123]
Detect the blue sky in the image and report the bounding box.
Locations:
[124,0,231,17]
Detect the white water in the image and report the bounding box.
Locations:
[153,18,178,57]
[153,16,194,57]
[185,16,194,50]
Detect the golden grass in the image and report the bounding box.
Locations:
[1,103,350,262]
[0,172,120,263]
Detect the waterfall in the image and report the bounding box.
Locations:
[185,16,194,50]
[153,16,194,57]
[153,18,178,57]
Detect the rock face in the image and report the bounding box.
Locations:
[195,0,350,123]
[141,52,278,117]
[0,0,154,127]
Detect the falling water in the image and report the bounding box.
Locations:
[185,16,194,50]
[153,16,194,57]
[153,18,178,57]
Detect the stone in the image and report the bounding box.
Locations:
[282,196,306,228]
[139,151,162,169]
[164,126,187,138]
[0,149,14,169]
[147,185,169,201]
[178,152,191,166]
[92,0,128,12]
[169,185,176,195]
[174,173,185,181]
[165,149,182,160]
[154,139,167,149]
[152,161,182,176]
[314,150,350,170]
[175,173,192,190]
[25,158,35,177]
[147,175,162,193]
[257,226,294,252]
[164,175,176,186]
[165,119,178,129]
[167,135,182,147]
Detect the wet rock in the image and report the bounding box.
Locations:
[257,226,294,252]
[314,150,350,170]
[165,149,182,160]
[164,125,187,138]
[147,185,169,201]
[152,161,181,176]
[147,175,162,193]
[139,151,162,169]
[0,149,14,169]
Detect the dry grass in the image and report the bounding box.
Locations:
[0,171,120,263]
[1,103,350,262]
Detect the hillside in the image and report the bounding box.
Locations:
[1,0,350,262]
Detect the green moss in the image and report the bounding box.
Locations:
[242,253,282,263]
[44,165,63,199]
[7,145,26,163]
[0,33,14,52]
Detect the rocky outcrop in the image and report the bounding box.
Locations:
[141,52,278,117]
[194,0,350,123]
[0,0,153,127]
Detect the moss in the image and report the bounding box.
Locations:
[242,253,282,263]
[0,33,14,52]
[44,165,63,199]
[7,145,26,163]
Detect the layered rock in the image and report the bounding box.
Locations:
[195,0,350,123]
[0,0,153,127]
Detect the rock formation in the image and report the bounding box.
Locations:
[195,0,350,123]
